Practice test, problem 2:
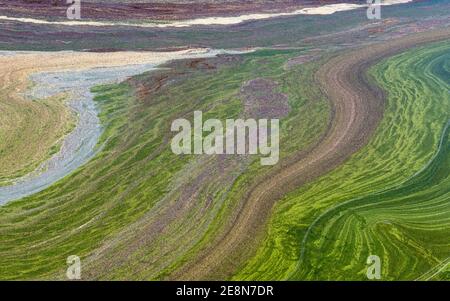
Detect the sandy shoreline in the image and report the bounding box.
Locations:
[0,1,414,28]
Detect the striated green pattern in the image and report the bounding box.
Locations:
[236,42,450,280]
[299,120,450,280]
[0,50,330,279]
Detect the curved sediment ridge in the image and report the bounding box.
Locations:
[0,1,413,28]
[176,28,450,280]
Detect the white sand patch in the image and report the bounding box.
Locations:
[0,1,414,28]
